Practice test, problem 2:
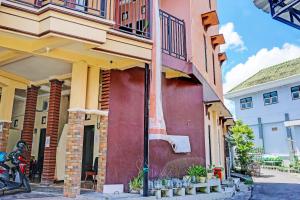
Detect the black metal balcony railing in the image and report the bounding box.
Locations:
[160,10,187,61]
[114,0,150,38]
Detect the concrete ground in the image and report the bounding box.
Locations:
[251,168,300,200]
[0,182,235,200]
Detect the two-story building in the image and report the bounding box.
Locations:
[0,0,232,197]
[225,58,300,160]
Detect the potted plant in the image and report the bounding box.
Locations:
[129,171,143,194]
[186,165,207,183]
[207,165,214,180]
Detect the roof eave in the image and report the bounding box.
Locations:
[225,74,300,99]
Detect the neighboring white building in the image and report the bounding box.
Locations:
[225,58,300,159]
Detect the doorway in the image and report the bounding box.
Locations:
[37,128,46,181]
[81,125,95,180]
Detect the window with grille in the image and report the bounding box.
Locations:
[263,91,278,105]
[240,97,253,110]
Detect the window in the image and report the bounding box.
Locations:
[263,91,278,105]
[42,101,48,111]
[203,35,208,72]
[291,85,300,100]
[212,53,216,85]
[240,97,253,110]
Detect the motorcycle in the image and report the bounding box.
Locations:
[0,140,31,195]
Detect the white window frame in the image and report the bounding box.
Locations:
[263,91,278,105]
[291,85,300,100]
[240,97,253,110]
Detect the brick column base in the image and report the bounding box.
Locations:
[0,122,10,152]
[64,111,85,198]
[96,115,109,192]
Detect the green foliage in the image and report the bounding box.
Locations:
[262,156,283,166]
[230,120,255,173]
[186,165,207,177]
[129,170,143,191]
[244,178,254,185]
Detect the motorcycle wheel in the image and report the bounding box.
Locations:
[23,176,31,193]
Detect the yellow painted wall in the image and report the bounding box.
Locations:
[8,93,100,180]
[205,110,227,170]
[7,94,69,158]
[55,114,100,180]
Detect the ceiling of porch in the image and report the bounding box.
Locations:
[1,56,72,82]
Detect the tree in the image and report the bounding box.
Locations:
[230,120,255,174]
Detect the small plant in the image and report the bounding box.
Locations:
[129,170,143,192]
[186,165,207,177]
[207,165,214,173]
[244,178,254,185]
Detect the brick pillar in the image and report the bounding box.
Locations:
[100,70,111,110]
[96,115,109,192]
[41,79,63,184]
[96,70,110,192]
[0,122,11,152]
[64,111,85,198]
[21,86,39,152]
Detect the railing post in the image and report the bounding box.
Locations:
[167,14,172,56]
[148,0,153,39]
[183,21,187,60]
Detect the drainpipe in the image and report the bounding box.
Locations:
[285,113,295,160]
[258,117,265,153]
[143,63,150,197]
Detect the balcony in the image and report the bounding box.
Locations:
[160,9,187,61]
[3,0,188,47]
[11,0,108,18]
[114,0,151,38]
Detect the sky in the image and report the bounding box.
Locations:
[217,0,300,114]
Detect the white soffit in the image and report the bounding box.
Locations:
[0,56,71,81]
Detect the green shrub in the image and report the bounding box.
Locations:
[262,156,283,166]
[187,165,207,177]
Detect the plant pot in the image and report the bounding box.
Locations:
[199,177,206,183]
[196,176,201,183]
[183,175,191,182]
[207,173,213,180]
[130,189,141,194]
[190,176,196,183]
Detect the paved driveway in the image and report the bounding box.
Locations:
[251,168,300,200]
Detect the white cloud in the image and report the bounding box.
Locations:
[220,22,246,52]
[224,99,236,119]
[223,43,300,94]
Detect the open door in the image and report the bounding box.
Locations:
[37,128,46,182]
[81,125,95,180]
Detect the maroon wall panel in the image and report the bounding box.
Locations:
[106,68,205,189]
[149,77,205,178]
[106,68,145,187]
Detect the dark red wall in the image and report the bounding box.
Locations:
[106,68,205,189]
[149,77,205,178]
